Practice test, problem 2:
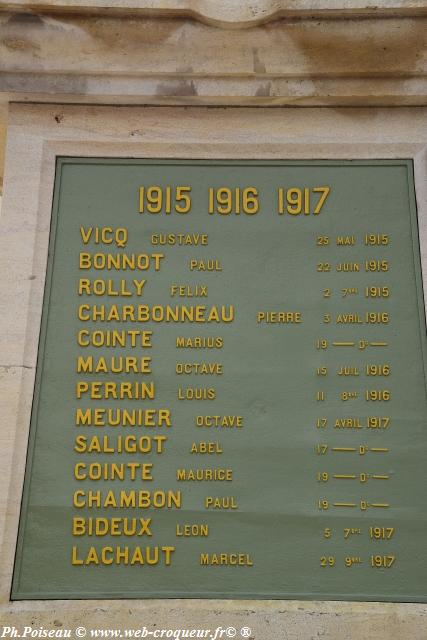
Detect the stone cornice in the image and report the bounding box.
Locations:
[0,4,426,187]
[1,12,426,108]
[0,1,426,28]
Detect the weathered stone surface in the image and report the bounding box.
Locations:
[1,599,427,640]
[0,0,427,27]
[0,13,425,103]
[0,103,6,189]
[0,5,426,185]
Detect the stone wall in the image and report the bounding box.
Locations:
[0,2,426,184]
[0,3,426,637]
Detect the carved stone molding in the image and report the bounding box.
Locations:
[0,3,426,186]
[0,1,426,28]
[0,13,426,107]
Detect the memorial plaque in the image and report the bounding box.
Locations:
[12,158,427,601]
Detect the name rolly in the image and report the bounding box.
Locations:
[77,304,234,323]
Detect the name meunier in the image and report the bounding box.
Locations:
[75,407,171,427]
[78,304,234,323]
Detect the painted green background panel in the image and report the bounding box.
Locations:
[11,159,427,600]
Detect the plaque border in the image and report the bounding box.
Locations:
[10,156,427,602]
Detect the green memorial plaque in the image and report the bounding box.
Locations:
[12,158,427,601]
